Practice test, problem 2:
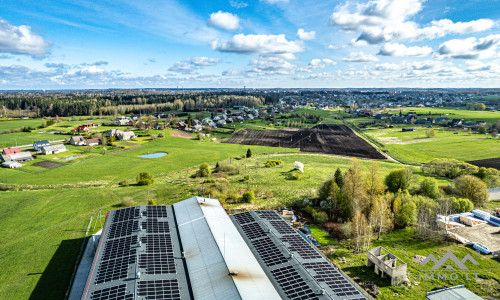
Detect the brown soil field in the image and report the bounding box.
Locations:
[223,124,385,159]
[468,158,500,170]
[170,130,194,139]
[32,160,64,169]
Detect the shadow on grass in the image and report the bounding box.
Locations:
[342,265,392,288]
[29,237,84,300]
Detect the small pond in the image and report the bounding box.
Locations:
[139,152,167,158]
[65,155,84,160]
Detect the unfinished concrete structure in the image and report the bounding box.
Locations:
[367,246,408,285]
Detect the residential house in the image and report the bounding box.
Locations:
[33,140,50,151]
[118,131,137,141]
[1,151,34,163]
[476,121,487,126]
[390,117,405,124]
[114,117,133,126]
[87,138,101,146]
[42,144,67,155]
[192,124,203,132]
[72,125,91,133]
[70,136,86,146]
[107,129,123,138]
[2,147,20,155]
[425,285,482,300]
[216,119,227,127]
[177,122,188,130]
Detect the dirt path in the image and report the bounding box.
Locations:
[108,145,143,155]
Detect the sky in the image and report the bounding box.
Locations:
[0,0,499,89]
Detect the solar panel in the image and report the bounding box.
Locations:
[269,220,296,234]
[95,255,135,284]
[108,219,138,239]
[142,218,169,234]
[139,234,176,274]
[91,284,133,300]
[233,212,256,225]
[303,262,366,299]
[143,205,168,218]
[240,222,267,240]
[112,207,140,223]
[280,235,322,259]
[101,235,137,261]
[251,237,288,266]
[271,265,319,300]
[137,279,181,300]
[255,210,281,220]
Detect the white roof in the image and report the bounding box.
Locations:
[173,197,281,300]
[43,144,66,151]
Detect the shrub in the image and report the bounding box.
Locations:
[286,171,301,180]
[243,174,251,181]
[195,163,211,177]
[242,191,255,203]
[150,134,157,140]
[339,222,352,238]
[246,148,252,158]
[148,199,157,205]
[121,197,134,207]
[419,178,440,199]
[454,175,489,206]
[450,197,474,213]
[395,201,416,228]
[158,132,165,138]
[204,178,215,184]
[422,158,479,179]
[385,168,414,192]
[265,160,284,168]
[425,129,435,138]
[314,211,328,224]
[136,171,155,185]
[118,180,130,186]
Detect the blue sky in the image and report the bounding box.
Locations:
[0,0,499,89]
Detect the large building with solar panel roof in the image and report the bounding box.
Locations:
[71,196,369,300]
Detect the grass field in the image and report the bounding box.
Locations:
[0,118,47,132]
[387,107,500,124]
[0,132,69,148]
[364,127,500,163]
[309,227,500,299]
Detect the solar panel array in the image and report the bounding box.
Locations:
[231,210,368,300]
[90,284,133,300]
[137,280,181,300]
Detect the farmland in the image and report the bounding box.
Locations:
[224,124,386,160]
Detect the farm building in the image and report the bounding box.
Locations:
[1,160,22,168]
[1,151,34,163]
[70,136,86,146]
[106,129,123,137]
[2,147,20,155]
[87,138,101,146]
[33,140,50,151]
[70,197,368,300]
[118,131,137,141]
[425,285,481,300]
[41,144,67,155]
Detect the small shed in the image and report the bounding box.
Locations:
[1,161,22,168]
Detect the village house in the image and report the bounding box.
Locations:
[87,138,101,146]
[1,151,34,163]
[106,129,123,138]
[42,144,67,155]
[33,140,51,151]
[70,136,86,146]
[117,131,137,141]
[2,147,20,155]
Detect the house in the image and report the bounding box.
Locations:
[106,129,123,138]
[390,117,405,123]
[2,147,20,155]
[451,119,463,126]
[367,246,408,286]
[177,121,188,130]
[436,117,449,123]
[192,124,203,132]
[118,131,137,141]
[70,136,86,146]
[415,119,427,125]
[425,285,482,300]
[87,138,101,146]
[33,140,50,151]
[476,121,487,126]
[72,125,91,133]
[1,151,34,163]
[114,117,132,126]
[216,120,226,127]
[42,144,67,155]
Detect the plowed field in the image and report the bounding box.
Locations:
[223,124,385,159]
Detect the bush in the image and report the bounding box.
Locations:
[419,178,440,199]
[314,211,328,224]
[148,199,157,205]
[118,180,130,186]
[136,171,155,185]
[422,158,479,179]
[265,160,284,168]
[121,197,134,207]
[286,171,301,180]
[242,191,255,203]
[395,201,416,228]
[243,174,251,181]
[150,134,157,140]
[246,148,252,158]
[450,197,474,213]
[425,129,435,138]
[204,178,215,184]
[158,132,165,138]
[195,163,211,177]
[339,222,352,238]
[385,168,414,192]
[454,175,489,206]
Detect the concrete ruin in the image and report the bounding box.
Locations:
[367,246,408,285]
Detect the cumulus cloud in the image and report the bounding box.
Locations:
[230,0,248,9]
[301,58,337,72]
[168,61,195,74]
[342,51,379,62]
[45,63,69,69]
[248,56,296,75]
[81,61,109,66]
[327,44,339,50]
[212,34,304,56]
[261,0,289,4]
[374,63,403,71]
[329,0,495,44]
[208,11,240,31]
[438,34,500,59]
[169,56,220,74]
[297,29,316,41]
[187,56,220,66]
[378,43,432,56]
[78,66,105,75]
[0,17,52,57]
[222,69,242,76]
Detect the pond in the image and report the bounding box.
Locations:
[65,155,85,160]
[139,152,167,158]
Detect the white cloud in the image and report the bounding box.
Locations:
[248,56,296,75]
[378,43,432,56]
[0,17,52,57]
[329,0,495,44]
[301,58,337,71]
[212,34,304,56]
[229,0,248,9]
[327,44,339,50]
[261,0,289,4]
[222,69,242,76]
[207,11,240,31]
[438,34,500,59]
[187,56,220,66]
[168,61,195,74]
[342,51,379,62]
[297,28,316,41]
[79,66,105,74]
[374,63,403,71]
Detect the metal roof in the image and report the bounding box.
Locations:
[425,285,482,300]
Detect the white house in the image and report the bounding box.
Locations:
[42,144,67,155]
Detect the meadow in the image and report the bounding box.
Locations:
[388,107,500,124]
[0,118,47,132]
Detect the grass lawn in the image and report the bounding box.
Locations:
[0,132,69,148]
[0,118,47,132]
[364,127,500,164]
[386,107,500,124]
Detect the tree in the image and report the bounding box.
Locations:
[197,163,211,177]
[365,161,385,197]
[246,148,252,158]
[454,175,489,206]
[450,197,474,213]
[158,132,165,138]
[137,172,155,185]
[395,201,416,228]
[476,167,487,180]
[385,168,414,192]
[425,129,435,138]
[372,195,392,240]
[473,102,486,111]
[419,178,440,199]
[342,158,367,214]
[351,209,368,252]
[334,168,343,188]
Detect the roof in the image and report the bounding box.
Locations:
[3,147,20,155]
[71,136,85,142]
[33,140,50,145]
[87,138,100,144]
[426,285,482,300]
[2,152,33,161]
[42,144,67,151]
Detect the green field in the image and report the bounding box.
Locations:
[0,118,47,132]
[0,132,69,148]
[364,127,500,164]
[387,107,500,124]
